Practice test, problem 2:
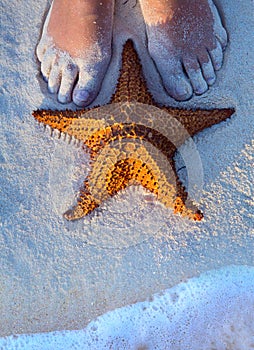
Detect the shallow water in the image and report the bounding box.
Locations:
[1,266,254,349]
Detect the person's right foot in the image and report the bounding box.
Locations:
[140,0,228,101]
[36,0,114,106]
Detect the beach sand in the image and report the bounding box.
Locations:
[0,0,253,344]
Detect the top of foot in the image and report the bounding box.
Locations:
[140,0,228,101]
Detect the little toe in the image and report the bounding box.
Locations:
[209,40,224,71]
[183,59,208,95]
[36,41,46,62]
[58,63,78,104]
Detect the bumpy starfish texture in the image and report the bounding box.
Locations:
[33,40,234,221]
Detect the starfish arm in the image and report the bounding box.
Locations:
[111,40,155,105]
[162,106,235,140]
[33,109,107,142]
[103,157,202,220]
[64,189,100,220]
[33,109,83,136]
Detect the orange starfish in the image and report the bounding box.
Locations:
[33,40,234,221]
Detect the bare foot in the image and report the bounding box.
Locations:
[140,0,228,101]
[36,0,114,106]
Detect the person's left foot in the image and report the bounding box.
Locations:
[140,0,228,101]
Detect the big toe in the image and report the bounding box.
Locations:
[166,75,193,101]
[73,87,91,107]
[72,58,110,107]
[152,55,193,101]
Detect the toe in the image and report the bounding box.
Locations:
[198,51,216,86]
[36,41,46,62]
[152,56,193,101]
[40,51,54,82]
[58,63,78,104]
[73,87,90,107]
[186,68,208,95]
[201,59,216,86]
[209,40,223,71]
[167,74,193,101]
[48,60,61,94]
[72,59,109,107]
[183,58,208,95]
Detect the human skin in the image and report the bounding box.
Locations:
[37,0,227,105]
[140,0,228,100]
[36,0,114,106]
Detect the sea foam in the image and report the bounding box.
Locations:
[0,265,253,349]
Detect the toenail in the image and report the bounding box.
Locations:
[176,85,186,95]
[74,89,90,102]
[215,63,222,71]
[207,76,216,85]
[48,85,58,94]
[175,84,192,99]
[66,63,76,72]
[58,93,71,104]
[195,85,207,95]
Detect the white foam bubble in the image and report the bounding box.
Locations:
[1,265,253,349]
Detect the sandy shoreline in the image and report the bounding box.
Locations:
[1,266,253,348]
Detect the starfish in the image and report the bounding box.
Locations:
[33,39,234,221]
